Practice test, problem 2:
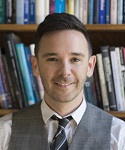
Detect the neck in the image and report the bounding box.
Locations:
[44,93,84,117]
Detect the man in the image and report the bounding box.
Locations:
[0,13,125,150]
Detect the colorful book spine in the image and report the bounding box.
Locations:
[117,0,123,24]
[55,0,66,13]
[100,45,117,111]
[16,0,24,24]
[0,73,8,109]
[99,0,106,24]
[50,0,55,14]
[123,0,125,23]
[25,46,41,102]
[15,43,36,105]
[0,0,5,23]
[93,0,99,24]
[29,0,36,24]
[88,0,94,24]
[24,0,29,24]
[67,0,74,15]
[0,50,13,108]
[105,0,110,24]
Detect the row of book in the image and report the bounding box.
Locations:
[0,0,124,25]
[85,46,125,111]
[0,33,44,109]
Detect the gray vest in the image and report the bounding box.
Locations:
[8,102,112,150]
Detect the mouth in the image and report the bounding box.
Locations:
[55,82,74,88]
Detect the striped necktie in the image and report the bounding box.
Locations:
[50,115,72,150]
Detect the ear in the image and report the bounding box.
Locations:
[31,56,40,77]
[87,55,96,77]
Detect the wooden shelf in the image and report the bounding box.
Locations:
[0,109,125,120]
[0,109,18,117]
[0,24,125,32]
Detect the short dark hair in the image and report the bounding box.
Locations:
[34,13,93,56]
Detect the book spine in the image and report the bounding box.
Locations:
[74,0,79,19]
[105,0,110,24]
[55,0,66,13]
[0,0,5,23]
[123,0,125,23]
[79,0,83,21]
[0,52,13,108]
[15,43,36,105]
[25,46,41,102]
[35,0,45,24]
[101,46,117,111]
[24,0,29,24]
[88,0,94,24]
[117,0,123,24]
[2,55,15,108]
[29,0,35,23]
[5,0,13,23]
[82,0,88,24]
[67,0,74,15]
[110,0,117,24]
[4,35,23,109]
[110,47,125,111]
[93,0,99,24]
[99,0,106,24]
[16,0,24,24]
[50,0,55,14]
[96,53,109,111]
[0,73,8,109]
[93,64,103,109]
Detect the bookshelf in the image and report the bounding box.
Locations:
[0,24,125,120]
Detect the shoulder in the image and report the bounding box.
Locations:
[0,114,12,150]
[111,117,125,149]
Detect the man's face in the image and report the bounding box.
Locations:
[32,30,96,104]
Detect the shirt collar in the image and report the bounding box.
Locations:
[41,97,87,125]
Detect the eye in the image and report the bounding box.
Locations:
[47,58,58,61]
[70,58,80,62]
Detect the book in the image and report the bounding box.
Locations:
[0,73,8,109]
[55,0,66,13]
[35,0,45,24]
[29,0,36,24]
[16,0,24,24]
[100,46,117,111]
[88,0,94,24]
[24,0,29,24]
[117,0,123,24]
[110,0,117,24]
[82,0,88,24]
[110,47,125,111]
[84,76,98,106]
[0,49,13,108]
[30,43,44,99]
[15,43,36,105]
[93,0,99,24]
[99,0,106,24]
[25,46,41,102]
[74,0,79,19]
[96,53,109,111]
[105,0,110,24]
[5,0,16,24]
[0,0,5,23]
[3,34,24,109]
[67,0,74,15]
[93,64,103,109]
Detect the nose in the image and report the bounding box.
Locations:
[57,61,71,77]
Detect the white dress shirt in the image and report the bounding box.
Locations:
[0,99,125,150]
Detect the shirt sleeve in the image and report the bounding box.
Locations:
[111,117,125,150]
[0,114,12,150]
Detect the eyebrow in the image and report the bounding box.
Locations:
[42,52,85,58]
